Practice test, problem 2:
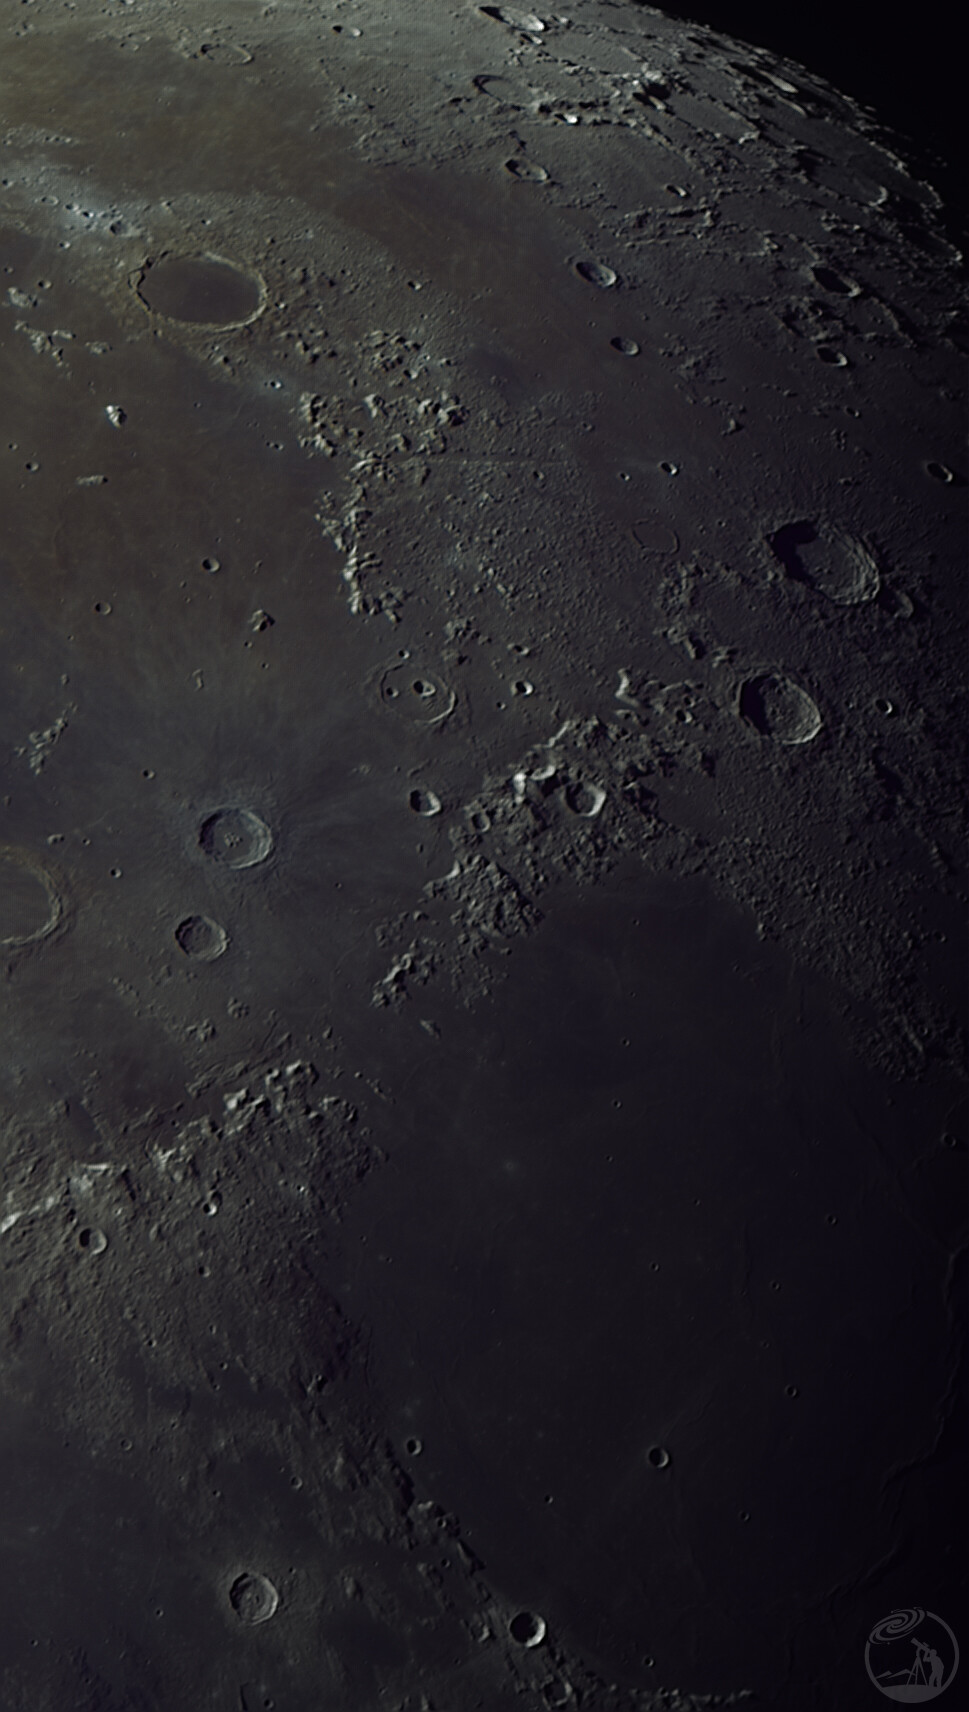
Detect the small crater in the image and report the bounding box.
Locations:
[511,679,533,696]
[105,405,126,428]
[201,557,220,573]
[530,763,558,794]
[925,461,954,483]
[198,807,273,869]
[610,335,639,355]
[409,789,442,817]
[739,674,821,744]
[228,1572,279,1625]
[78,1227,108,1254]
[175,914,228,960]
[646,1445,671,1469]
[504,158,549,182]
[542,1680,574,1707]
[564,781,606,818]
[574,259,617,289]
[816,345,848,366]
[93,600,112,615]
[659,460,678,475]
[873,696,895,715]
[405,1436,423,1456]
[811,265,858,296]
[769,520,880,605]
[509,1611,546,1647]
[135,254,263,327]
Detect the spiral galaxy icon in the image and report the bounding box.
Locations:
[870,1611,927,1647]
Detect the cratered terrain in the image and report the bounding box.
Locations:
[0,3,965,1710]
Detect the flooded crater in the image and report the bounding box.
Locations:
[134,253,264,327]
[0,848,64,948]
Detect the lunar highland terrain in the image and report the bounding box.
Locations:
[0,3,965,1709]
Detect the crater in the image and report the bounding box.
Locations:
[574,259,618,289]
[504,157,549,181]
[198,808,273,869]
[174,914,229,959]
[473,73,533,107]
[0,848,63,948]
[564,781,606,818]
[481,6,544,29]
[198,42,253,66]
[769,520,880,604]
[739,674,822,745]
[380,663,456,725]
[509,1610,547,1647]
[227,1572,279,1625]
[633,516,679,554]
[409,789,442,817]
[811,265,859,296]
[134,254,264,326]
[78,1227,108,1254]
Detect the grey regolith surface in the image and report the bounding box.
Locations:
[0,3,965,1709]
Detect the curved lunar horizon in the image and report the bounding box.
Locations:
[0,4,964,1710]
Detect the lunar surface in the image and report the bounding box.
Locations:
[0,3,965,1710]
